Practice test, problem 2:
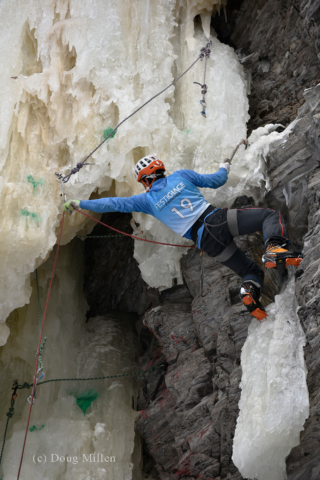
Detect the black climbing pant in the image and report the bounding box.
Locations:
[191,207,288,288]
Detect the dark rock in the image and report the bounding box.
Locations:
[286,163,320,478]
[230,195,255,209]
[136,84,320,480]
[136,230,280,480]
[143,303,198,357]
[83,212,156,316]
[160,284,193,305]
[212,0,320,132]
[265,86,320,250]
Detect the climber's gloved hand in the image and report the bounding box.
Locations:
[220,160,231,174]
[63,199,80,213]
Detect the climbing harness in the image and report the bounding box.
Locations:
[202,216,238,263]
[55,43,210,185]
[194,41,212,117]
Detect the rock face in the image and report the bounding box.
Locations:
[133,85,320,479]
[212,0,320,131]
[135,233,279,480]
[285,88,320,479]
[83,212,153,317]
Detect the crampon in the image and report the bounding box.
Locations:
[240,281,267,321]
[262,244,303,282]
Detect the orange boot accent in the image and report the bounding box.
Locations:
[242,293,253,305]
[251,308,268,321]
[240,283,267,321]
[263,244,303,270]
[286,257,302,268]
[265,261,277,268]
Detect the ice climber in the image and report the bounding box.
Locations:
[63,155,302,321]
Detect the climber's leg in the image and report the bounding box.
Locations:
[199,209,267,320]
[234,207,288,243]
[200,208,265,286]
[231,207,302,269]
[220,248,267,321]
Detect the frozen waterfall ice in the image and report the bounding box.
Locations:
[0,0,296,341]
[232,277,309,480]
[0,0,263,340]
[0,241,142,480]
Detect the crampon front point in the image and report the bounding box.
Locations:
[263,251,303,269]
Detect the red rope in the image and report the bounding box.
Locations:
[76,209,195,249]
[17,213,65,480]
[16,207,192,477]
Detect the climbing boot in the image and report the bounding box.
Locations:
[262,243,303,269]
[240,280,267,321]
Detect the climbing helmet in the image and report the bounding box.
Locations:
[135,155,165,183]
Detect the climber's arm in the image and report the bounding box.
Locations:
[177,167,228,189]
[79,194,152,214]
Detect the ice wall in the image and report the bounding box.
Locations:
[232,277,309,480]
[0,241,141,480]
[0,0,287,341]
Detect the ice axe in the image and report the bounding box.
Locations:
[224,139,247,165]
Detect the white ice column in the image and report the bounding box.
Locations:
[232,278,309,480]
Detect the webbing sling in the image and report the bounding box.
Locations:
[211,209,240,262]
[227,209,239,237]
[214,240,238,262]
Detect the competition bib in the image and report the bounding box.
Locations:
[147,172,209,236]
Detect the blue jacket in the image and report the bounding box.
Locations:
[80,168,228,242]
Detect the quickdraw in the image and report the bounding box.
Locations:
[27,371,44,405]
[194,41,212,117]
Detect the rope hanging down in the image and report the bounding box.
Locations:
[16,213,65,480]
[55,42,212,184]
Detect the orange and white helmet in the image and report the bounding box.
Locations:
[135,155,165,189]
